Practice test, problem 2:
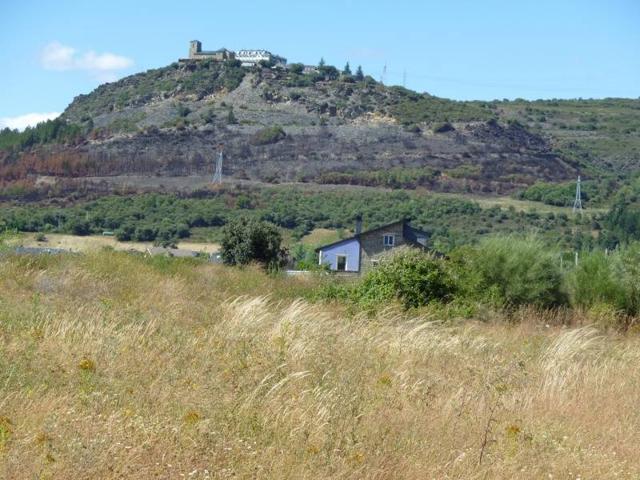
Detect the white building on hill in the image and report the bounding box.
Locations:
[235,49,287,67]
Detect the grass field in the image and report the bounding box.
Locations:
[10,233,221,254]
[0,251,638,478]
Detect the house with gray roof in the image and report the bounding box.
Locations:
[316,219,430,274]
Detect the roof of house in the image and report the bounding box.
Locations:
[315,220,429,252]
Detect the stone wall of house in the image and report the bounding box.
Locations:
[359,221,408,273]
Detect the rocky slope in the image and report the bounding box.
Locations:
[7,59,635,194]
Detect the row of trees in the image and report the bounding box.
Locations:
[0,118,85,151]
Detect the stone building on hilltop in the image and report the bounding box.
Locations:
[184,41,286,67]
[188,40,235,61]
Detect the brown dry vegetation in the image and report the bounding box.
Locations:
[1,251,639,479]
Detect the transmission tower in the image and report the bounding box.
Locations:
[402,69,407,88]
[572,176,583,214]
[212,144,223,184]
[380,63,387,85]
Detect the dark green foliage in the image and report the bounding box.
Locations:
[226,107,238,125]
[433,122,455,133]
[289,63,304,75]
[604,182,640,244]
[220,217,286,268]
[67,218,91,236]
[250,126,286,145]
[176,103,191,117]
[389,88,494,124]
[0,119,84,150]
[355,66,364,82]
[342,62,352,76]
[514,180,618,207]
[319,67,339,81]
[353,248,454,309]
[201,108,216,124]
[0,187,599,251]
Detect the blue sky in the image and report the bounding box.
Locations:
[1,0,638,129]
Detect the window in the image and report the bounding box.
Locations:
[336,255,347,271]
[383,234,395,247]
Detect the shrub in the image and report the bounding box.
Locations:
[433,122,455,133]
[568,244,640,317]
[353,247,455,309]
[250,126,286,146]
[568,250,622,310]
[450,235,566,308]
[67,218,91,236]
[220,217,286,269]
[176,104,191,117]
[288,63,304,75]
[226,108,238,125]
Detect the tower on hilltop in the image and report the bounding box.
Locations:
[189,40,202,59]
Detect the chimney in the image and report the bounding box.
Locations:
[355,215,362,235]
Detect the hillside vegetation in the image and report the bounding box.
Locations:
[2,58,638,198]
[1,249,639,478]
[0,186,603,251]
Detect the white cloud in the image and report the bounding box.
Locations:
[40,42,133,78]
[0,112,60,131]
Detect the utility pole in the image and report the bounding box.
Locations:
[380,63,387,85]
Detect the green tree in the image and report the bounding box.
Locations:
[355,65,364,81]
[342,62,352,76]
[220,217,286,269]
[289,63,304,75]
[318,57,326,68]
[226,107,238,125]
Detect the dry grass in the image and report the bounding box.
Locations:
[0,251,639,478]
[300,228,343,246]
[13,233,221,254]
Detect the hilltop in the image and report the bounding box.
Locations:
[2,56,638,197]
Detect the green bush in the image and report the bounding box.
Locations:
[220,217,286,269]
[250,126,286,146]
[353,247,454,309]
[568,244,640,317]
[449,235,566,308]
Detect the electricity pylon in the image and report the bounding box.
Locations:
[212,145,223,184]
[572,176,583,214]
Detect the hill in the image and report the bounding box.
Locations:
[3,58,637,197]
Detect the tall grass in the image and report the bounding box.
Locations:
[1,251,639,478]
